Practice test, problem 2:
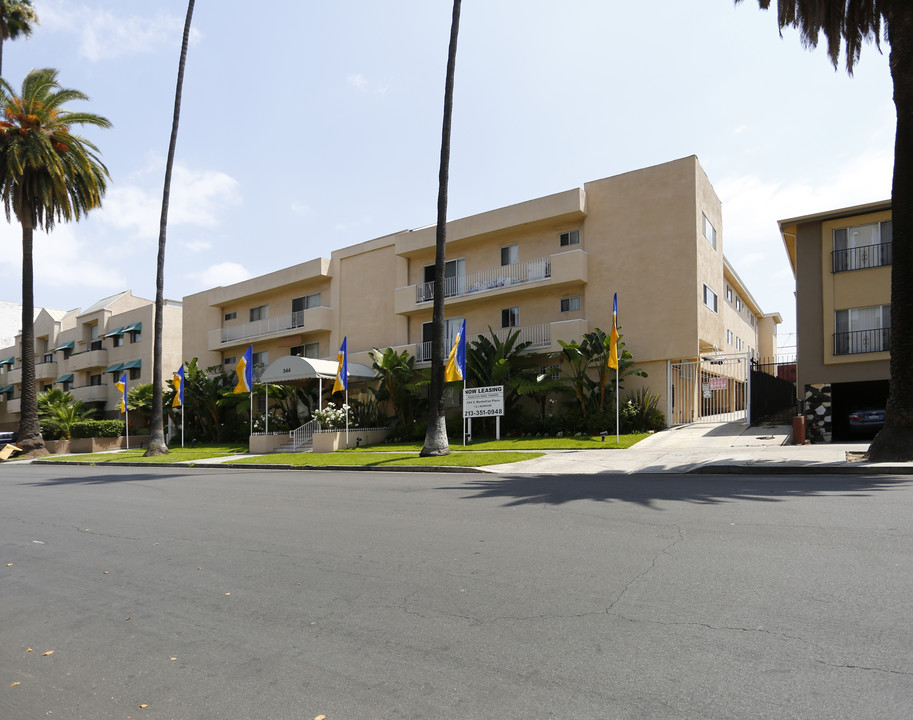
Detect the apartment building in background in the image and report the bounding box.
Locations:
[0,291,183,431]
[779,200,891,441]
[183,156,780,428]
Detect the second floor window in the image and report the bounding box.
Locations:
[250,305,268,322]
[559,230,580,247]
[501,244,518,266]
[835,304,891,355]
[502,307,519,328]
[833,220,892,272]
[561,296,581,312]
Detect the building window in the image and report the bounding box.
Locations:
[113,334,124,348]
[726,286,733,302]
[727,330,733,346]
[421,318,464,363]
[835,305,891,355]
[501,307,519,328]
[703,284,718,313]
[249,305,268,322]
[290,343,319,358]
[500,244,519,266]
[422,258,466,301]
[291,294,322,326]
[224,312,237,321]
[736,298,742,312]
[559,230,580,247]
[702,213,717,248]
[833,221,893,272]
[736,337,742,351]
[129,367,141,381]
[223,356,236,367]
[560,296,581,313]
[89,374,102,386]
[130,330,141,343]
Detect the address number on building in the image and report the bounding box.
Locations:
[463,385,504,418]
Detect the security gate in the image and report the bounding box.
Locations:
[668,353,751,426]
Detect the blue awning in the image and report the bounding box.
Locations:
[104,326,125,338]
[54,340,75,352]
[0,357,13,366]
[0,384,13,394]
[103,363,125,373]
[55,374,74,383]
[122,322,142,333]
[122,359,142,370]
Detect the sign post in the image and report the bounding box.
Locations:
[463,385,505,440]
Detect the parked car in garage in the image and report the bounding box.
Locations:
[847,409,885,434]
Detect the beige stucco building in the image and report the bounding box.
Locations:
[183,156,779,427]
[779,200,891,441]
[0,291,183,431]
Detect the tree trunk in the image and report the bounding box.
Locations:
[868,4,913,460]
[421,0,461,457]
[146,0,195,456]
[17,221,46,455]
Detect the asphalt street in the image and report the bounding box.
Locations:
[1,464,912,719]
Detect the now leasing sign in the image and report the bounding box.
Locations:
[463,385,504,418]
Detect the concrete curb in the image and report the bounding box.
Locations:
[29,459,486,473]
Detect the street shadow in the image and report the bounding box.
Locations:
[20,467,215,487]
[438,473,911,509]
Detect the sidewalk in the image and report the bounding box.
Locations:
[479,422,913,475]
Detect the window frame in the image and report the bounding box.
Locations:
[560,296,581,313]
[501,307,519,329]
[703,284,718,313]
[559,230,580,247]
[702,213,717,249]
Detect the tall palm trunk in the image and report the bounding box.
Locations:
[421,0,462,457]
[870,4,913,459]
[18,218,44,453]
[146,0,195,456]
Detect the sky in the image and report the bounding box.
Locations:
[0,0,897,353]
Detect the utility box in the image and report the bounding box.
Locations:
[792,415,806,445]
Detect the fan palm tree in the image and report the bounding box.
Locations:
[0,68,110,454]
[0,0,38,76]
[421,0,462,457]
[146,0,195,456]
[735,1,913,460]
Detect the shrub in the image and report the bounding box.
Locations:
[313,402,354,430]
[620,388,665,433]
[70,420,126,438]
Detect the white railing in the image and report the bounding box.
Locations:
[211,306,330,345]
[416,323,551,362]
[290,419,318,450]
[416,257,551,303]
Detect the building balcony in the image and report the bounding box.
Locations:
[7,367,20,384]
[207,306,334,351]
[35,360,59,381]
[6,397,20,414]
[414,318,589,363]
[832,243,892,273]
[395,250,588,315]
[834,328,890,356]
[68,348,109,372]
[71,384,109,404]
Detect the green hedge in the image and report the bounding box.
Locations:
[69,420,126,438]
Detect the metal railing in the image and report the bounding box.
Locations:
[290,419,318,450]
[416,257,551,303]
[212,306,330,344]
[834,328,891,355]
[832,242,892,273]
[416,323,551,362]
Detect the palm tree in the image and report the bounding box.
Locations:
[734,3,913,460]
[0,0,38,76]
[0,68,110,455]
[146,0,195,456]
[421,0,462,457]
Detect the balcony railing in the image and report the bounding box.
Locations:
[210,306,332,346]
[416,323,551,363]
[416,257,551,303]
[832,243,892,273]
[834,328,891,355]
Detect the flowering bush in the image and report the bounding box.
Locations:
[313,402,353,430]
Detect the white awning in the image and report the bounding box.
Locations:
[259,355,377,383]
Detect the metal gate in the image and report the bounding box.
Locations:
[668,353,751,426]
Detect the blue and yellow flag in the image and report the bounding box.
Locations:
[332,337,348,393]
[444,319,467,382]
[234,346,253,394]
[172,365,185,408]
[116,372,127,414]
[608,293,619,370]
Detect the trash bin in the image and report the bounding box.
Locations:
[792,415,806,445]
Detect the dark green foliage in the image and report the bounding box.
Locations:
[70,420,125,438]
[620,388,666,433]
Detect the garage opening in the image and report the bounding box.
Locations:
[830,379,889,441]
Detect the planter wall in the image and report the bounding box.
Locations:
[312,428,388,453]
[250,434,287,454]
[44,436,149,454]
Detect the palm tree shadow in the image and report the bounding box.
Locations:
[439,473,911,508]
[22,469,205,487]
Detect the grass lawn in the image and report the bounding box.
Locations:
[351,433,652,452]
[226,451,543,468]
[39,444,249,464]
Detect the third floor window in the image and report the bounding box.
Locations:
[833,220,892,272]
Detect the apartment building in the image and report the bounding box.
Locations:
[779,200,891,441]
[183,156,779,427]
[0,291,183,431]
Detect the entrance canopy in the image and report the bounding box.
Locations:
[259,355,377,384]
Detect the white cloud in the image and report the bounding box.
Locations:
[183,239,212,253]
[187,262,251,290]
[291,203,312,217]
[346,73,388,96]
[101,162,241,240]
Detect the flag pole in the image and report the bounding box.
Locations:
[181,400,184,449]
[615,364,620,445]
[345,387,349,448]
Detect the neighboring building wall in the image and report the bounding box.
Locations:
[0,291,183,429]
[780,200,891,442]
